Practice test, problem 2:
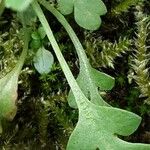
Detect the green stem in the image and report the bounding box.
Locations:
[38,0,106,105]
[31,1,88,108]
[38,0,89,66]
[38,0,93,80]
[15,14,29,73]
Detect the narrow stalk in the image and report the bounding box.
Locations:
[15,13,29,73]
[38,0,100,101]
[38,0,89,67]
[31,1,88,107]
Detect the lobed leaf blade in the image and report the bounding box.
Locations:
[67,101,150,150]
[58,0,107,30]
[58,0,74,15]
[68,67,114,108]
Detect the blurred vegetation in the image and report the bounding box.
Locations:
[0,0,150,149]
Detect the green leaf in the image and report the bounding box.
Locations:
[68,66,114,108]
[32,2,150,149]
[30,31,42,49]
[67,101,150,150]
[30,39,41,49]
[0,71,18,133]
[58,0,74,15]
[38,26,46,39]
[0,27,29,133]
[31,31,41,40]
[5,0,33,11]
[34,47,54,74]
[58,0,107,30]
[91,68,115,90]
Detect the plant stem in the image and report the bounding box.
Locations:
[38,0,94,82]
[38,0,107,106]
[15,13,29,73]
[31,1,88,108]
[38,0,89,66]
